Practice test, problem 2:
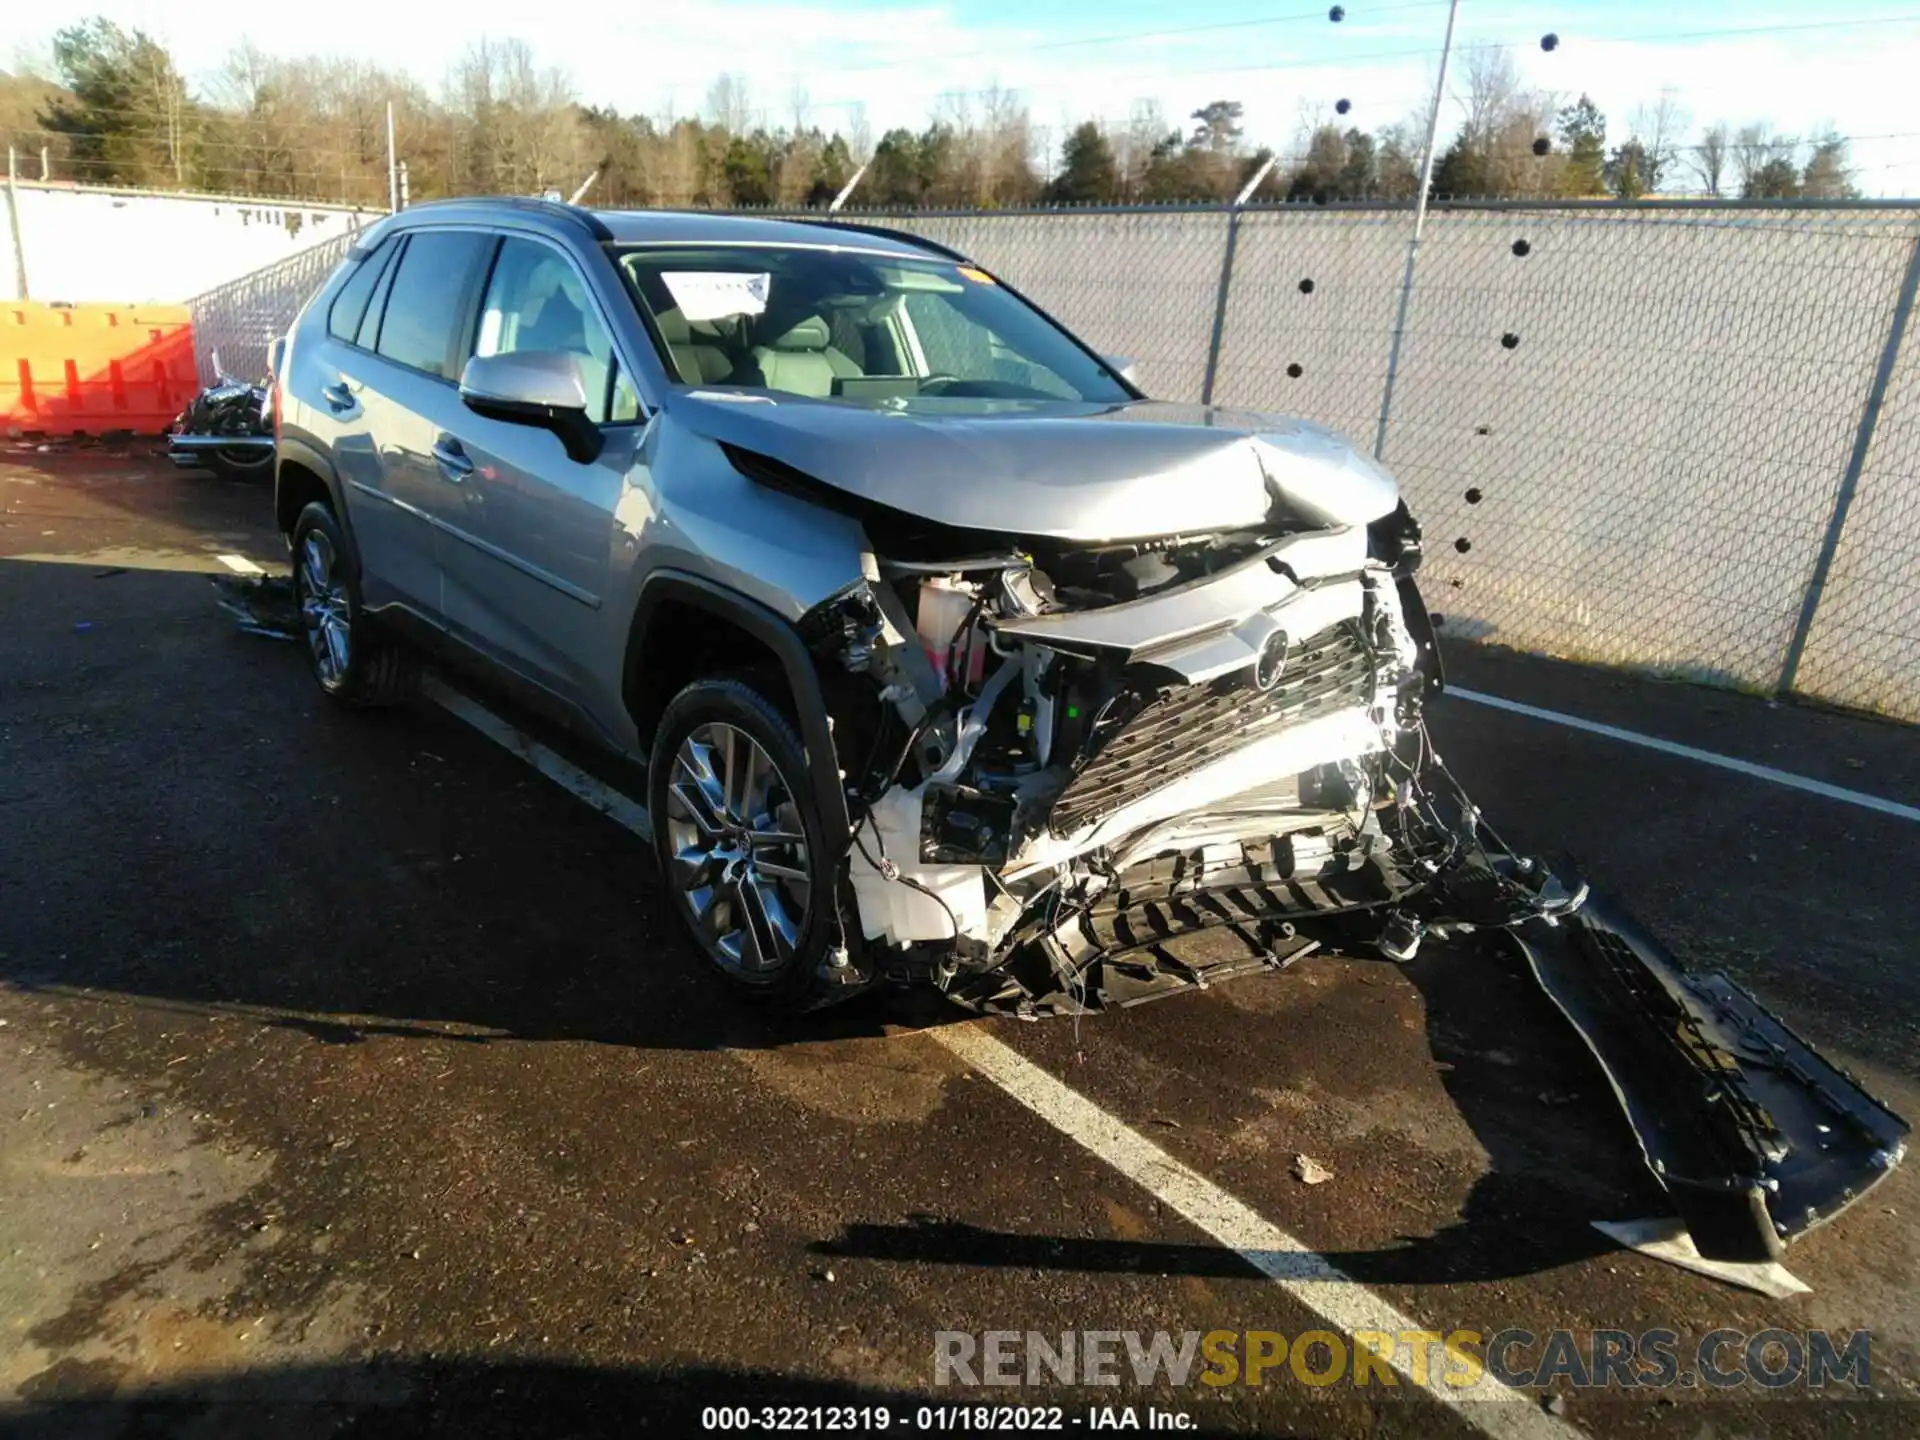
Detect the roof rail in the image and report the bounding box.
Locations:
[787,216,971,263]
[398,195,614,242]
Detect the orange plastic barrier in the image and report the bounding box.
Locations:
[0,302,198,437]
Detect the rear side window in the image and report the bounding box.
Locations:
[327,237,398,343]
[374,231,494,379]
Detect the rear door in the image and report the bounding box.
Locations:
[349,228,498,620]
[301,235,430,605]
[434,233,645,707]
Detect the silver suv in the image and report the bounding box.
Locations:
[277,196,1432,1010]
[277,198,1903,1264]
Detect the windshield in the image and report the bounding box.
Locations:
[616,243,1133,405]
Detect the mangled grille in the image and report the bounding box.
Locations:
[1048,621,1376,837]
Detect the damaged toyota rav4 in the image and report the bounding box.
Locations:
[277,199,1903,1267]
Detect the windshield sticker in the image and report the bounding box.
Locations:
[956,266,997,285]
[661,271,770,322]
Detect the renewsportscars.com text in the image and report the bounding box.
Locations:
[933,1328,1872,1391]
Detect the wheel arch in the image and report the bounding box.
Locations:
[625,572,851,840]
[274,437,353,549]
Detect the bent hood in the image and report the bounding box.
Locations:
[672,392,1399,543]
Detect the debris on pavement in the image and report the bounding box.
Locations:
[212,572,299,641]
[1292,1153,1333,1185]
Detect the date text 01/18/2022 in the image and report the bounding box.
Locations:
[699,1405,1196,1431]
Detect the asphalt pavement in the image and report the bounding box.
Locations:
[2,444,1916,1438]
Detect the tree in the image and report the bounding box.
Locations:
[1188,100,1243,155]
[1733,124,1797,196]
[39,19,199,188]
[1287,124,1348,200]
[1605,139,1655,199]
[1690,121,1729,196]
[865,126,923,205]
[1746,156,1801,199]
[1047,121,1119,203]
[1376,123,1420,198]
[721,134,772,204]
[1556,95,1607,195]
[705,74,751,136]
[1114,99,1167,200]
[1621,92,1687,196]
[1801,131,1857,199]
[1337,128,1378,197]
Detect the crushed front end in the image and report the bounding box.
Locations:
[793,479,1905,1267]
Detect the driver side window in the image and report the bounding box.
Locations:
[475,237,639,423]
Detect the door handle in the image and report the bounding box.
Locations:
[321,381,355,412]
[432,436,474,481]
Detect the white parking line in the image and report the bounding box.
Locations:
[938,1025,1576,1431]
[428,680,1575,1436]
[423,678,653,837]
[1449,686,1920,825]
[215,553,266,575]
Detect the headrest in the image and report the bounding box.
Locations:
[763,315,830,352]
[654,307,690,343]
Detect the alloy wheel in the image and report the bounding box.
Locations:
[298,530,352,687]
[663,722,813,979]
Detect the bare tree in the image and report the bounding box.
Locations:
[846,101,872,165]
[1732,123,1798,195]
[1690,121,1729,196]
[1114,98,1168,199]
[1631,89,1689,192]
[704,73,751,136]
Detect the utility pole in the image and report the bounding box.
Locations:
[386,101,399,213]
[1374,0,1461,460]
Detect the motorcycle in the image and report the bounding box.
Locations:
[167,348,275,482]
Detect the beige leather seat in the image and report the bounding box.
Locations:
[746,315,861,397]
[654,308,735,384]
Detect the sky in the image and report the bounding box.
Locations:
[15,0,1920,196]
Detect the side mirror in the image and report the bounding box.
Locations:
[459,350,603,464]
[1102,354,1141,388]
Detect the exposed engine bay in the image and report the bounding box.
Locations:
[782,477,1906,1269]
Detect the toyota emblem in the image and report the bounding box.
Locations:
[1253,631,1289,691]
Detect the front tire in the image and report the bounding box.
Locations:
[649,677,832,1009]
[289,501,418,708]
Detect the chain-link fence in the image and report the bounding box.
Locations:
[186,230,360,385]
[185,199,1920,721]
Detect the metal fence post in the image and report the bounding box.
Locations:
[1200,158,1280,406]
[1373,0,1460,460]
[1776,224,1920,696]
[4,147,26,301]
[1200,209,1239,406]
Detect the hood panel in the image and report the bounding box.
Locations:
[674,393,1399,543]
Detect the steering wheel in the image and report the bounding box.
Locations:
[918,374,964,394]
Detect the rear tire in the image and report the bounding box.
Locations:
[649,676,834,1011]
[205,446,274,483]
[289,500,418,708]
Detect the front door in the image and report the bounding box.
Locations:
[434,235,643,708]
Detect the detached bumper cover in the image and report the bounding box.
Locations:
[1514,898,1907,1262]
